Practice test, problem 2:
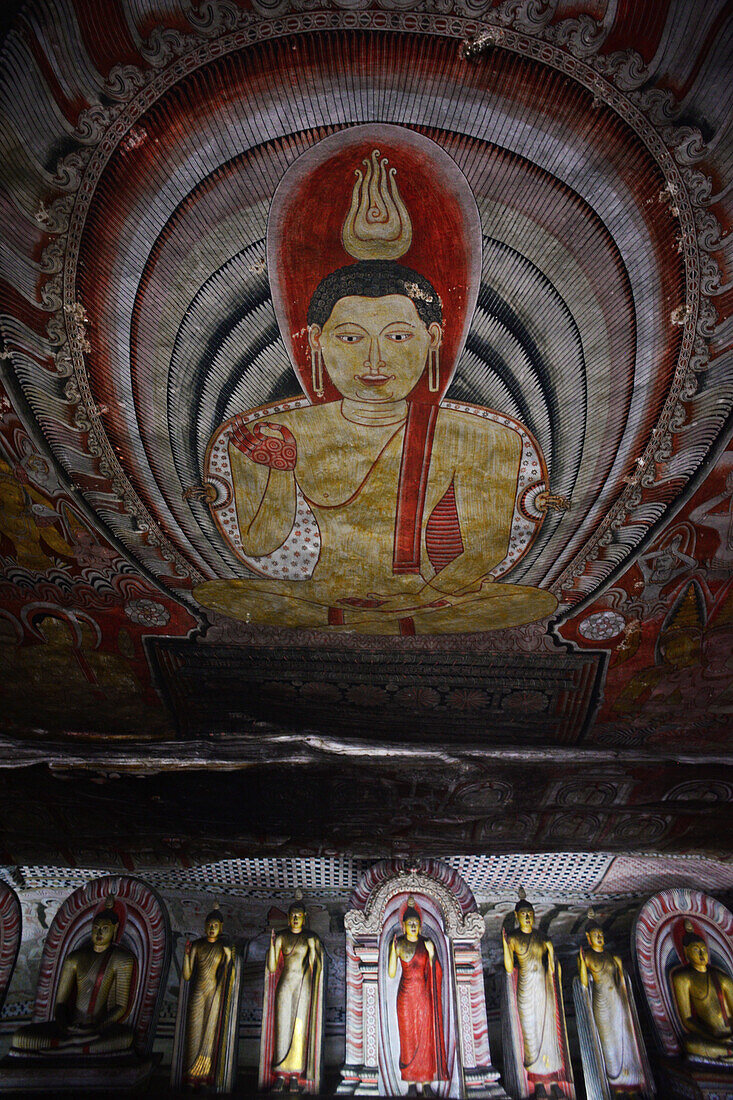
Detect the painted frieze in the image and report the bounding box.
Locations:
[0,0,728,662]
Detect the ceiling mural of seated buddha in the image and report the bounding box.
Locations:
[192,128,558,634]
[0,0,731,859]
[0,1,728,652]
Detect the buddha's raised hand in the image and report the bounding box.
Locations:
[230,420,297,471]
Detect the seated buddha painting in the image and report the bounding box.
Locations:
[192,126,560,636]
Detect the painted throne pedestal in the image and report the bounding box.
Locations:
[0,874,171,1093]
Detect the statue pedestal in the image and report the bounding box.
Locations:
[0,1052,161,1092]
[662,1060,733,1100]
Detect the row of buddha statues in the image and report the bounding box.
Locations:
[0,861,730,1098]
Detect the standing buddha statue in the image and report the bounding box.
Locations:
[574,913,654,1098]
[171,905,238,1090]
[387,896,449,1096]
[260,901,325,1093]
[501,891,574,1099]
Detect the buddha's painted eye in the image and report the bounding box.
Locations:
[336,332,363,344]
[385,331,413,342]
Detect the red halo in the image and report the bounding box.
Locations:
[267,124,482,405]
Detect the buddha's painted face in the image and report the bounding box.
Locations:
[586,927,605,952]
[685,939,709,969]
[91,915,116,952]
[516,907,535,933]
[309,294,441,404]
[403,915,421,941]
[205,917,223,941]
[288,908,306,934]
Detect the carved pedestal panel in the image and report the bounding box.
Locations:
[338,859,508,1099]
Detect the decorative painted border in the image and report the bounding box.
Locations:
[349,858,479,916]
[0,882,21,1015]
[32,875,171,1055]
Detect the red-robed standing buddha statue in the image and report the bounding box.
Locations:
[387,897,449,1097]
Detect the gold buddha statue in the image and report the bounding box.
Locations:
[387,897,448,1096]
[502,895,569,1091]
[577,919,649,1093]
[193,144,559,636]
[265,901,324,1092]
[11,899,134,1056]
[179,905,234,1087]
[671,921,733,1062]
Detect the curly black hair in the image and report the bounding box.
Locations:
[307,260,442,329]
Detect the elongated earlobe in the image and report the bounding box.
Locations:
[311,347,324,398]
[428,347,440,393]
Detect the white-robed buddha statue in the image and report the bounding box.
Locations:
[574,916,655,1099]
[259,901,325,1094]
[501,894,574,1099]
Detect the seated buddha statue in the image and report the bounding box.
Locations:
[11,900,135,1057]
[193,143,561,636]
[671,921,733,1063]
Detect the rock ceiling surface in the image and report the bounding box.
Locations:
[0,0,731,866]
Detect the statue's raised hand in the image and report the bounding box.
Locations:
[230,420,297,472]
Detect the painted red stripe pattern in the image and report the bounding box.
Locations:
[393,403,439,575]
[349,858,478,915]
[425,481,464,574]
[0,883,21,1014]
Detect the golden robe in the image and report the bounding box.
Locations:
[196,402,556,634]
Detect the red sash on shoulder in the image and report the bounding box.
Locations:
[87,950,113,1018]
[392,402,439,575]
[711,969,732,1029]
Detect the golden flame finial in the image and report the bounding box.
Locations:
[342,150,412,261]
